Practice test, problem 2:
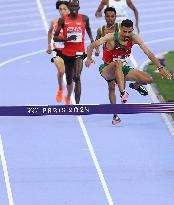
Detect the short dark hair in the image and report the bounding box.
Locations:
[104,7,116,16]
[121,19,133,28]
[69,0,79,4]
[56,0,69,9]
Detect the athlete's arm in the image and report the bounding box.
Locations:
[95,27,102,56]
[86,33,114,67]
[133,34,172,79]
[83,15,94,43]
[127,0,140,33]
[95,0,108,18]
[47,19,55,54]
[53,17,76,42]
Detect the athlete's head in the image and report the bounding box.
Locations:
[120,19,134,41]
[68,0,80,15]
[56,1,69,17]
[104,7,116,27]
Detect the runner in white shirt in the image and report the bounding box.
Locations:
[95,0,140,33]
[47,1,69,103]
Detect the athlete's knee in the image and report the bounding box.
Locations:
[108,81,115,91]
[58,70,64,76]
[146,75,153,84]
[114,60,122,66]
[73,75,81,83]
[66,78,73,85]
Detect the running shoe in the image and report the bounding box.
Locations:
[64,96,71,106]
[129,83,148,96]
[112,114,121,125]
[120,91,129,104]
[56,88,63,103]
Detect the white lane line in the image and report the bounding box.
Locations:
[145,37,174,45]
[0,13,41,20]
[76,18,174,26]
[0,49,45,68]
[0,2,37,8]
[3,25,171,38]
[141,19,174,26]
[130,52,174,139]
[0,0,172,9]
[0,37,46,48]
[0,16,173,28]
[0,20,41,28]
[80,0,174,7]
[80,5,174,12]
[0,50,45,204]
[1,3,174,15]
[134,0,174,5]
[0,7,38,14]
[36,0,115,204]
[139,55,174,139]
[86,35,174,47]
[0,28,44,36]
[1,10,174,21]
[140,12,174,19]
[0,135,14,205]
[141,27,174,34]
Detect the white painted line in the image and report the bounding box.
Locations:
[36,0,115,204]
[0,0,172,9]
[0,28,44,36]
[80,5,174,12]
[0,36,46,48]
[0,135,14,205]
[0,49,45,68]
[0,20,41,28]
[145,37,174,45]
[0,2,37,8]
[134,0,174,6]
[86,35,174,47]
[2,10,174,21]
[0,13,41,20]
[141,27,174,35]
[139,54,174,139]
[81,18,174,26]
[0,7,38,14]
[1,3,174,14]
[141,19,174,26]
[140,12,174,19]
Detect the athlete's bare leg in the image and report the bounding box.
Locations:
[64,59,74,104]
[108,80,121,124]
[73,57,83,104]
[125,69,153,84]
[53,56,65,90]
[101,61,125,94]
[108,80,116,104]
[101,61,129,103]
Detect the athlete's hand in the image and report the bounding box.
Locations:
[67,35,77,41]
[158,67,172,80]
[85,58,95,67]
[46,45,52,54]
[95,48,100,56]
[95,11,102,18]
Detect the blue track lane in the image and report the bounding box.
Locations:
[0,0,174,205]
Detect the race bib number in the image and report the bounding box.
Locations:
[67,31,82,43]
[113,55,128,62]
[52,51,57,58]
[54,42,64,49]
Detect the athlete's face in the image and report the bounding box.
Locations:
[69,1,80,15]
[105,11,116,27]
[58,4,69,17]
[120,26,133,41]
